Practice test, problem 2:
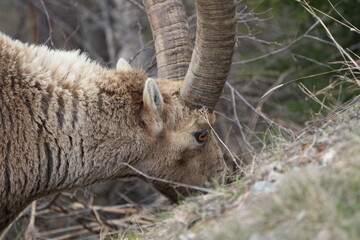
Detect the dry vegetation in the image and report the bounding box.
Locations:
[139,98,360,240]
[0,0,360,239]
[133,3,360,238]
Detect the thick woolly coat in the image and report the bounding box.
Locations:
[0,33,223,230]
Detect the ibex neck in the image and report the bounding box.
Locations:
[0,77,143,230]
[0,37,147,230]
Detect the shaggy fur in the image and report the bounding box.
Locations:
[0,33,224,230]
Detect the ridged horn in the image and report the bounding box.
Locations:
[142,0,193,80]
[143,0,237,110]
[180,0,237,110]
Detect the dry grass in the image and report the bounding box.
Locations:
[137,98,360,240]
[127,5,360,238]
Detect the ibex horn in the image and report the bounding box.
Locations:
[180,0,237,110]
[142,0,193,81]
[143,0,237,110]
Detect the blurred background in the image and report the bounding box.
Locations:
[0,0,359,238]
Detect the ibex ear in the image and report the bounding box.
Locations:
[116,58,133,71]
[143,78,163,115]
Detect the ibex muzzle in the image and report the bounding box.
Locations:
[0,0,236,231]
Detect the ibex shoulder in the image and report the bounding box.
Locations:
[0,32,147,97]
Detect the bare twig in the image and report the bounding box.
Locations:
[121,163,215,194]
[249,68,295,138]
[299,0,360,84]
[124,0,145,12]
[233,20,321,65]
[25,201,38,239]
[0,205,33,240]
[291,53,332,69]
[226,82,294,137]
[98,0,116,64]
[298,82,334,113]
[199,109,241,170]
[38,0,55,47]
[230,87,255,155]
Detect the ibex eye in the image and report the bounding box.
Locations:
[194,130,208,144]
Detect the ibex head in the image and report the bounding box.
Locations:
[113,58,225,198]
[131,76,223,198]
[130,0,237,198]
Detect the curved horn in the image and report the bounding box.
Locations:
[142,0,193,80]
[180,0,237,110]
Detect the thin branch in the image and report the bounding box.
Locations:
[304,34,335,46]
[299,0,360,84]
[291,53,332,69]
[98,0,116,64]
[124,0,145,12]
[250,68,295,138]
[226,82,294,136]
[230,87,255,155]
[38,0,55,47]
[120,163,214,194]
[233,19,321,65]
[25,201,38,239]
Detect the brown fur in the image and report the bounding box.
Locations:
[0,33,224,230]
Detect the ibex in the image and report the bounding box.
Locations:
[0,0,236,230]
